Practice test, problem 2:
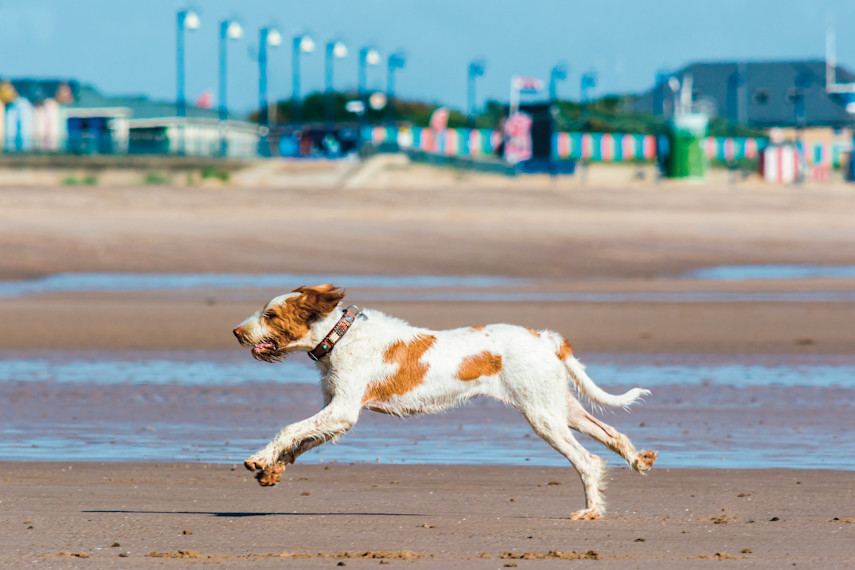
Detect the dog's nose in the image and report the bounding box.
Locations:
[233,326,243,339]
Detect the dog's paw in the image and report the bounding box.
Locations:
[634,450,658,473]
[244,458,267,472]
[569,507,604,521]
[256,464,285,486]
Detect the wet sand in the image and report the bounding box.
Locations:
[2,182,855,355]
[2,462,853,567]
[1,176,855,566]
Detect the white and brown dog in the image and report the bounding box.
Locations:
[233,284,656,520]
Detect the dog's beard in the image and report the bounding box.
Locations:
[251,340,287,363]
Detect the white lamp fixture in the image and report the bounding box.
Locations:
[184,10,200,30]
[365,48,380,66]
[267,29,282,47]
[299,35,315,53]
[332,41,348,59]
[227,21,243,40]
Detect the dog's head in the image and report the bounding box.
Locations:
[233,284,346,362]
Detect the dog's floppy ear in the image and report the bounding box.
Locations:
[293,284,346,317]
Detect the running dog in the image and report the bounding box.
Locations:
[233,284,656,519]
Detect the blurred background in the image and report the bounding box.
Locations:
[4,0,855,183]
[2,0,855,478]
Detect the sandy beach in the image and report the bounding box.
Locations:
[2,462,853,568]
[1,166,854,566]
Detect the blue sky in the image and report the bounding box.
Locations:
[3,0,855,116]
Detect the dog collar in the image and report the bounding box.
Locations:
[308,305,363,361]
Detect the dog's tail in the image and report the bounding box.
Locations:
[565,356,650,408]
[542,331,650,408]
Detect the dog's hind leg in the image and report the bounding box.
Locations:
[521,408,608,520]
[566,395,657,473]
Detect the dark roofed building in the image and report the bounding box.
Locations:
[629,60,855,128]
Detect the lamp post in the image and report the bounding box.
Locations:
[727,68,746,129]
[549,64,567,169]
[467,60,486,129]
[325,40,347,126]
[258,26,282,156]
[580,71,597,125]
[358,46,380,131]
[652,69,675,180]
[386,52,406,125]
[291,34,315,125]
[793,70,814,183]
[725,67,746,184]
[219,19,243,157]
[549,64,568,104]
[176,8,200,156]
[579,71,597,183]
[653,69,673,118]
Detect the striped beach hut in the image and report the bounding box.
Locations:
[5,97,34,151]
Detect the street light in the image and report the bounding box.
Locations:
[549,64,568,103]
[792,70,814,182]
[579,71,597,183]
[219,19,243,157]
[176,8,200,155]
[653,69,673,118]
[386,52,406,124]
[726,66,746,129]
[549,64,568,169]
[325,40,348,126]
[467,59,486,129]
[580,70,597,124]
[292,33,315,125]
[258,26,281,156]
[358,46,380,130]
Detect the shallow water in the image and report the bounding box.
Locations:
[0,272,531,298]
[353,290,855,303]
[1,351,853,388]
[2,267,854,303]
[686,264,855,281]
[1,351,852,470]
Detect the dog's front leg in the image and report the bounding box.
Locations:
[244,403,359,486]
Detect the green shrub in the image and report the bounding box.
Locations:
[144,171,170,185]
[61,174,98,186]
[201,166,230,182]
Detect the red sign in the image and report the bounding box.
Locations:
[511,75,544,94]
[196,90,213,109]
[429,107,449,132]
[503,112,532,164]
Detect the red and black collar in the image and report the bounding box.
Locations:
[308,305,363,361]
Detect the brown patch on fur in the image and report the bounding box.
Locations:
[263,285,346,347]
[569,509,603,521]
[556,338,573,360]
[528,329,540,337]
[456,351,503,382]
[363,334,437,402]
[256,464,284,486]
[635,450,658,471]
[471,325,487,331]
